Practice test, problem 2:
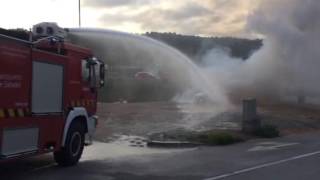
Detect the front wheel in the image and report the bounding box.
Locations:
[54,121,85,166]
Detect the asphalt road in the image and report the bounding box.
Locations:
[1,132,320,180]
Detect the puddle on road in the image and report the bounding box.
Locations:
[82,136,196,161]
[108,134,148,147]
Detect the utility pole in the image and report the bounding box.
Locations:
[78,0,81,27]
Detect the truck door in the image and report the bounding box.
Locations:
[80,57,105,114]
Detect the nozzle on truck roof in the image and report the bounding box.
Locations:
[32,22,67,39]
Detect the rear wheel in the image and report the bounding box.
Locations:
[54,121,85,166]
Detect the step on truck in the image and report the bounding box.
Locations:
[0,22,105,166]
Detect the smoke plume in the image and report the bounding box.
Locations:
[202,0,320,104]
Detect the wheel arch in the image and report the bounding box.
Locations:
[62,107,89,147]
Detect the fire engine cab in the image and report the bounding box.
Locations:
[0,22,105,166]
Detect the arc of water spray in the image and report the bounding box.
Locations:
[68,28,230,107]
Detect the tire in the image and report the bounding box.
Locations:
[54,121,85,166]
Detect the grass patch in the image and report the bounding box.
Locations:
[254,124,280,138]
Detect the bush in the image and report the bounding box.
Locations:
[195,132,242,145]
[254,125,280,138]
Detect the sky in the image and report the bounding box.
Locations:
[0,0,258,37]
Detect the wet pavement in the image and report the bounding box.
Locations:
[95,102,242,143]
[2,102,320,179]
[1,132,320,180]
[0,142,198,180]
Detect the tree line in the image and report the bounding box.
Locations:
[144,32,262,61]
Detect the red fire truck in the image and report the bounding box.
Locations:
[0,22,105,166]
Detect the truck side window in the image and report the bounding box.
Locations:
[82,60,90,82]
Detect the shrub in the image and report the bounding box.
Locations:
[254,125,280,138]
[196,132,242,145]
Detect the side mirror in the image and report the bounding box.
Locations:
[99,64,105,88]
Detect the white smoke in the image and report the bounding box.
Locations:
[174,0,320,130]
[201,0,320,104]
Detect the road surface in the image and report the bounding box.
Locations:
[1,132,320,180]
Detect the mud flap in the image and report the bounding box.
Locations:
[85,134,93,146]
[84,116,97,146]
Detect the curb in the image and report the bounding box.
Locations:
[147,140,203,148]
